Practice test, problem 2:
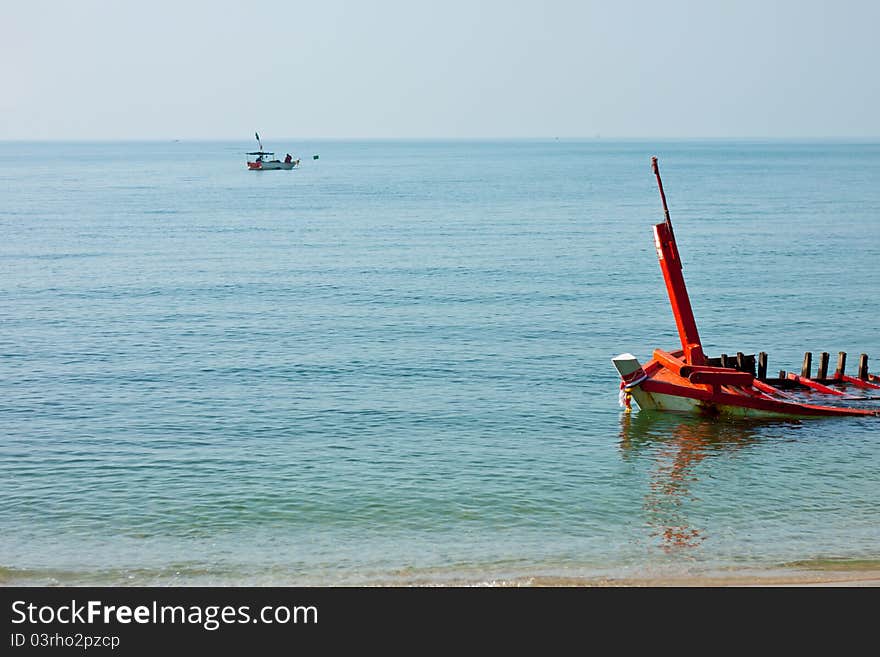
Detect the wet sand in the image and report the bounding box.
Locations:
[512,572,880,587]
[3,560,879,587]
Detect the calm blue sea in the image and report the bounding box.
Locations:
[1,139,878,585]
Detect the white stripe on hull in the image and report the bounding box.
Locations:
[627,386,812,419]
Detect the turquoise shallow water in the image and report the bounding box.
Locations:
[1,139,878,585]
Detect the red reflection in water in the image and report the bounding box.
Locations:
[620,413,758,551]
[647,431,708,549]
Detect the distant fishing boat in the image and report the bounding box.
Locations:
[612,157,879,419]
[246,132,300,170]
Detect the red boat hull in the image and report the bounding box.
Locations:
[616,352,877,418]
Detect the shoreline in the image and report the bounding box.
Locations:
[3,573,879,587]
[4,561,880,587]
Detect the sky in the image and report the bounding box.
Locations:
[1,0,878,140]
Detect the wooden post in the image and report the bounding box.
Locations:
[858,353,869,380]
[778,370,786,380]
[801,352,812,379]
[721,353,730,368]
[736,352,745,372]
[757,352,768,381]
[816,352,829,381]
[835,351,847,378]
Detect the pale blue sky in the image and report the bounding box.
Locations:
[2,0,878,140]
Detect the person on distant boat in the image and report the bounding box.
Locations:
[284,153,292,164]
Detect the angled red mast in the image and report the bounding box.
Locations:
[651,157,706,366]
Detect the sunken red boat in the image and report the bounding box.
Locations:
[612,157,879,418]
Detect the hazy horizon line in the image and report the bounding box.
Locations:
[3,135,880,143]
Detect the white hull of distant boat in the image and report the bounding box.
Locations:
[247,159,298,170]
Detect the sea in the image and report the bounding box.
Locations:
[1,139,878,586]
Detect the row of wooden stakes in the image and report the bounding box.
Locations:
[709,351,879,388]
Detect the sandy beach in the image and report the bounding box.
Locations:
[515,572,880,587]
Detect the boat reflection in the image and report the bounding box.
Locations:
[618,412,796,551]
